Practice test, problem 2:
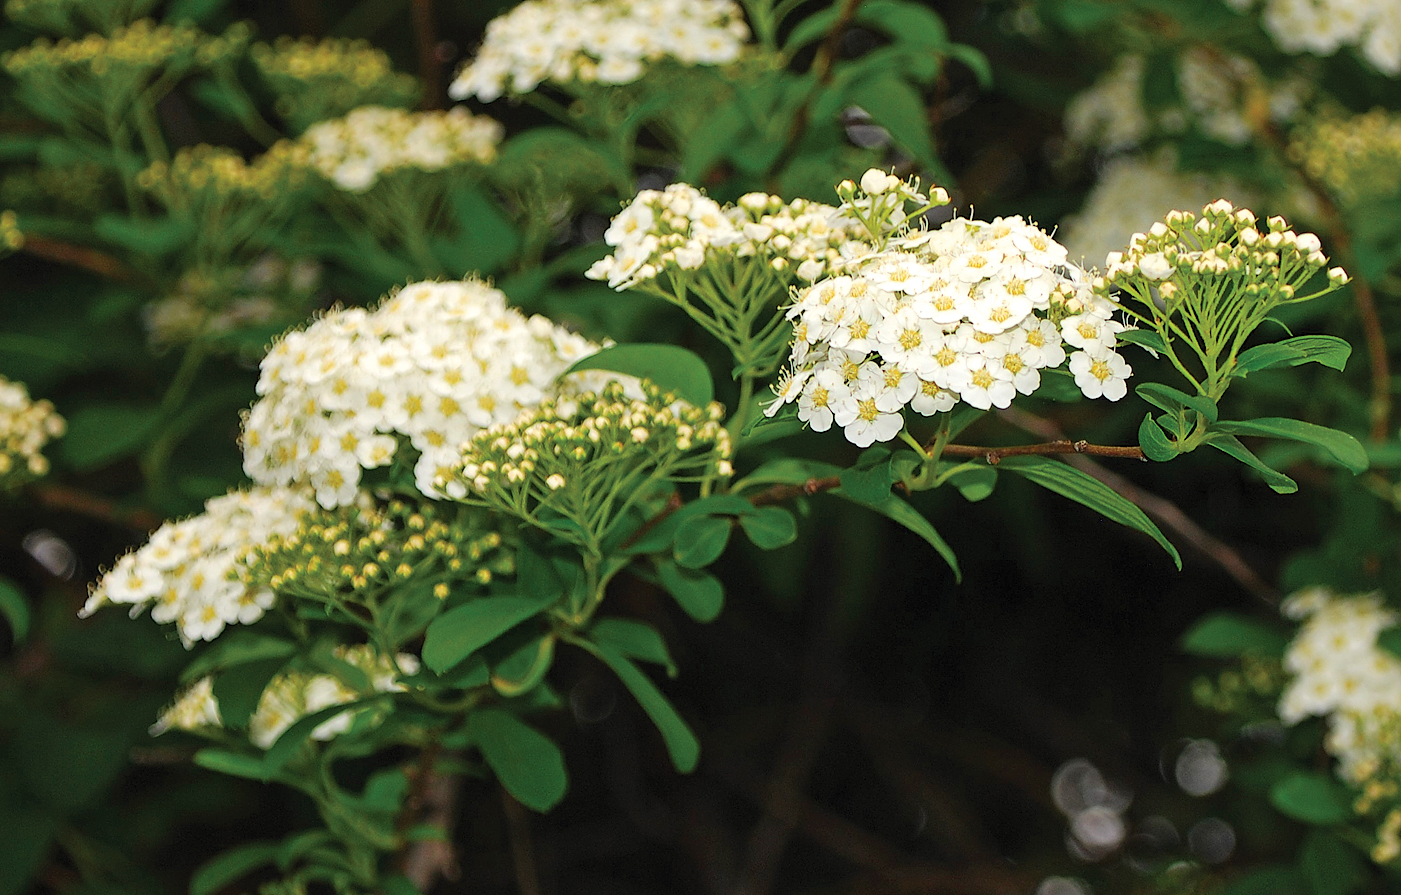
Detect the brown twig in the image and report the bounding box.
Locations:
[501,790,542,895]
[26,482,163,531]
[940,439,1145,464]
[398,747,463,891]
[19,235,142,283]
[766,0,865,188]
[410,0,444,110]
[996,406,1277,602]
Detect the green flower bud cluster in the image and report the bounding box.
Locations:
[1190,653,1283,715]
[139,142,310,207]
[251,36,420,134]
[0,210,21,253]
[1291,109,1401,207]
[1096,200,1347,399]
[244,498,514,604]
[445,380,732,552]
[3,0,158,36]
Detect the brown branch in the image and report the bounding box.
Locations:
[1221,49,1391,442]
[410,0,444,110]
[996,406,1277,603]
[398,747,463,891]
[26,482,164,531]
[501,790,541,895]
[19,235,142,283]
[940,439,1145,464]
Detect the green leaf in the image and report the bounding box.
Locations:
[1212,419,1368,474]
[857,0,949,50]
[1233,335,1352,378]
[192,748,270,781]
[741,399,802,446]
[783,2,841,50]
[1218,866,1306,895]
[440,184,520,275]
[1136,382,1218,422]
[681,104,748,182]
[181,632,298,683]
[262,698,384,778]
[1138,413,1179,462]
[1379,627,1401,662]
[1117,329,1168,354]
[490,634,557,697]
[467,708,568,812]
[565,344,715,407]
[422,593,556,673]
[655,559,725,622]
[212,657,288,730]
[591,618,677,676]
[190,841,279,895]
[1205,433,1298,493]
[838,448,896,505]
[943,464,997,501]
[945,43,992,88]
[1180,611,1289,658]
[60,402,163,471]
[835,489,960,580]
[673,514,733,569]
[587,639,700,772]
[1300,829,1367,895]
[1270,772,1352,826]
[846,74,935,166]
[0,577,29,644]
[93,213,192,256]
[738,506,798,550]
[997,456,1182,568]
[379,875,424,895]
[732,457,842,493]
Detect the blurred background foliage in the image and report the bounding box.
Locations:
[1,0,1400,893]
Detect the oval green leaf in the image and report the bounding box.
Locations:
[565,343,714,407]
[467,708,568,813]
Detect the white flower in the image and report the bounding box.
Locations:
[1069,349,1131,401]
[0,375,63,484]
[243,279,599,507]
[300,106,501,192]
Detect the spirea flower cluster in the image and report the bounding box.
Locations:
[446,381,732,545]
[298,105,502,192]
[770,215,1130,447]
[1059,152,1257,270]
[1278,588,1401,862]
[1229,0,1401,75]
[155,644,418,749]
[242,279,599,508]
[138,143,310,206]
[585,182,871,290]
[244,498,515,599]
[251,36,419,133]
[1064,51,1306,153]
[448,0,749,102]
[0,374,64,483]
[1098,200,1344,306]
[81,486,317,645]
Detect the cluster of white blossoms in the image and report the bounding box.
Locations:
[299,105,502,192]
[152,644,418,749]
[586,182,872,290]
[770,214,1132,447]
[1279,589,1401,785]
[82,486,317,645]
[448,0,748,102]
[1228,0,1401,75]
[0,375,64,483]
[1064,50,1306,153]
[242,279,599,508]
[1058,152,1257,270]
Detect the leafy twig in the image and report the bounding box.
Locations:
[939,439,1146,464]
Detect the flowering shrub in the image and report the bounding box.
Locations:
[3,0,1401,894]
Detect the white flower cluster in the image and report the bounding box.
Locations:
[770,215,1132,447]
[243,279,599,508]
[1279,588,1401,784]
[448,0,749,102]
[0,375,64,482]
[586,182,872,290]
[1064,51,1306,153]
[152,644,419,749]
[299,105,502,192]
[1229,0,1401,75]
[1059,152,1257,270]
[82,486,316,645]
